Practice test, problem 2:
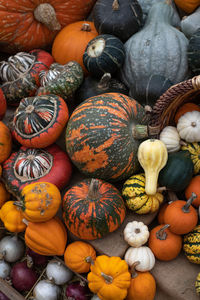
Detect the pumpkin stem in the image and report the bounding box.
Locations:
[179,140,187,146]
[13,201,23,208]
[34,3,61,31]
[87,179,100,200]
[156,224,170,240]
[182,193,197,213]
[112,0,119,10]
[81,23,91,32]
[98,73,111,89]
[132,125,149,139]
[22,218,29,226]
[157,186,167,193]
[101,272,113,284]
[130,261,140,278]
[85,256,94,265]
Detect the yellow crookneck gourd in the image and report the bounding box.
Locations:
[138,139,168,195]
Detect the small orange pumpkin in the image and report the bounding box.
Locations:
[52,21,98,73]
[148,224,182,261]
[157,203,168,224]
[174,103,200,124]
[24,217,67,256]
[174,0,200,13]
[64,241,96,273]
[0,121,12,163]
[185,175,200,208]
[0,201,26,233]
[0,182,10,208]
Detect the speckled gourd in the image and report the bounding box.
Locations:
[120,1,189,87]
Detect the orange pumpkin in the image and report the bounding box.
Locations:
[0,121,12,164]
[0,201,26,233]
[0,165,2,176]
[64,241,96,273]
[174,103,200,124]
[0,182,10,208]
[163,194,198,235]
[148,224,182,261]
[185,176,200,208]
[52,21,98,73]
[0,0,96,53]
[174,0,200,13]
[24,217,67,256]
[157,203,168,224]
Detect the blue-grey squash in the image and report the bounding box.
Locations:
[181,7,200,39]
[120,2,189,88]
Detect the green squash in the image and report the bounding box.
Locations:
[158,151,194,192]
[183,225,200,264]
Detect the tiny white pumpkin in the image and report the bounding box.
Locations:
[177,111,200,143]
[123,221,149,247]
[159,126,181,152]
[124,246,155,272]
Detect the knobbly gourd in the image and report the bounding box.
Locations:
[123,221,149,248]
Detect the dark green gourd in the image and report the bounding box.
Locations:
[187,29,200,75]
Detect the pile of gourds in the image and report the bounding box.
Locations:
[0,0,199,299]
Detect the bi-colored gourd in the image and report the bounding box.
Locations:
[122,174,164,214]
[181,142,200,174]
[0,121,12,164]
[148,224,182,261]
[159,126,181,153]
[15,182,61,222]
[123,221,149,248]
[124,246,155,272]
[138,139,168,195]
[183,225,200,264]
[87,255,131,300]
[177,111,200,143]
[64,241,96,273]
[185,176,200,208]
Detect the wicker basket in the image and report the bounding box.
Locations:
[148,75,200,135]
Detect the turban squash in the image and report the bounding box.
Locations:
[0,0,97,53]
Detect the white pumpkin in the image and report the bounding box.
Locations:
[124,246,155,272]
[123,221,149,247]
[177,111,200,143]
[159,126,181,152]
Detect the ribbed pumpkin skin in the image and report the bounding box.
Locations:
[66,93,148,182]
[183,225,200,264]
[0,0,97,53]
[62,178,126,240]
[181,143,200,175]
[120,2,188,87]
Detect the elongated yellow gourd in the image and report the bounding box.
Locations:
[138,139,168,195]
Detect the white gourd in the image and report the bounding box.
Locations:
[159,126,181,152]
[177,111,200,143]
[123,221,149,247]
[124,246,155,272]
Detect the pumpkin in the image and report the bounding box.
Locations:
[64,241,96,273]
[181,142,200,174]
[183,225,200,264]
[174,103,200,124]
[83,34,125,78]
[12,94,69,148]
[0,0,96,53]
[37,61,84,101]
[157,203,168,224]
[0,201,26,233]
[177,111,200,143]
[138,139,168,195]
[123,221,149,248]
[52,21,98,73]
[75,73,129,105]
[120,1,188,88]
[0,89,7,120]
[124,246,155,272]
[174,0,200,13]
[0,121,12,164]
[0,50,54,106]
[87,255,131,300]
[122,174,164,214]
[2,144,72,197]
[181,8,200,39]
[187,29,200,76]
[65,93,148,182]
[24,217,67,256]
[0,182,10,208]
[195,273,200,295]
[159,126,181,153]
[163,193,198,235]
[158,151,194,192]
[148,224,182,261]
[185,176,200,208]
[15,182,61,222]
[126,263,156,300]
[92,0,143,42]
[62,178,126,240]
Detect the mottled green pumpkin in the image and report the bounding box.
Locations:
[122,173,164,214]
[183,225,200,264]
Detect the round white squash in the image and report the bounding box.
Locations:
[159,126,181,152]
[124,246,155,272]
[177,111,200,143]
[123,221,149,247]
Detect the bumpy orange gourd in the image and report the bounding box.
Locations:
[0,182,10,208]
[16,182,61,222]
[148,224,182,261]
[52,21,98,73]
[0,121,12,163]
[0,201,26,233]
[174,0,200,14]
[64,241,96,273]
[24,217,67,256]
[88,255,131,300]
[185,176,200,208]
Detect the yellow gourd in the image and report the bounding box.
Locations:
[138,139,168,195]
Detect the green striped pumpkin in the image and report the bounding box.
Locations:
[181,142,200,174]
[183,225,200,264]
[195,273,200,296]
[122,173,164,214]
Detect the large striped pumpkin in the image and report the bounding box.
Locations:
[65,93,148,182]
[183,225,200,264]
[62,178,126,240]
